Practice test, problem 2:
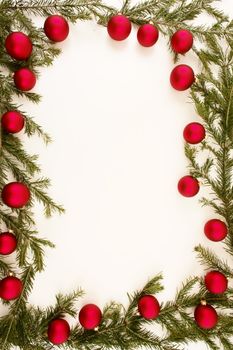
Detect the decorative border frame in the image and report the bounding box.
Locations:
[0,1,233,349]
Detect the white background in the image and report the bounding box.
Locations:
[8,1,233,349]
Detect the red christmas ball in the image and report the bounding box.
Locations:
[107,15,132,41]
[0,232,17,255]
[1,111,25,134]
[2,182,30,209]
[183,122,205,144]
[14,68,36,91]
[178,175,199,197]
[194,304,218,329]
[79,304,102,330]
[137,24,159,47]
[205,271,228,294]
[204,219,227,242]
[0,276,23,300]
[170,64,195,91]
[138,295,160,319]
[47,319,70,345]
[5,32,33,60]
[171,29,193,54]
[44,15,69,42]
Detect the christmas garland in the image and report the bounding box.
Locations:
[0,0,233,349]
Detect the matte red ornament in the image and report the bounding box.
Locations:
[44,15,69,42]
[183,122,205,144]
[2,182,30,209]
[178,175,199,197]
[1,111,25,134]
[171,29,193,54]
[47,319,70,345]
[79,304,102,330]
[5,32,33,60]
[205,271,228,294]
[107,15,132,41]
[138,295,160,319]
[204,219,228,242]
[194,304,218,329]
[137,24,159,47]
[0,276,23,300]
[14,68,36,91]
[0,232,17,255]
[170,64,195,91]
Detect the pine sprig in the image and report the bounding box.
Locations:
[125,274,164,320]
[2,0,116,23]
[195,245,233,277]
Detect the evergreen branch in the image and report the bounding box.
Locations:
[1,265,35,350]
[2,0,116,22]
[30,178,65,217]
[38,289,84,333]
[125,274,163,320]
[25,117,52,144]
[195,245,233,277]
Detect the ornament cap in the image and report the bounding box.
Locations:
[200,299,207,306]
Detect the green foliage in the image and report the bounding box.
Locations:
[0,0,233,349]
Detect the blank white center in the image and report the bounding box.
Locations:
[25,20,209,308]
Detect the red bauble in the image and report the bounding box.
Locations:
[14,68,36,91]
[2,182,30,209]
[137,24,159,47]
[47,319,70,345]
[107,15,132,41]
[138,295,160,319]
[170,64,195,91]
[5,32,33,60]
[205,271,228,294]
[178,175,199,197]
[0,276,23,300]
[171,29,193,54]
[194,304,218,329]
[0,232,17,255]
[183,122,205,144]
[204,219,228,242]
[44,15,69,42]
[79,304,102,330]
[1,111,25,134]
